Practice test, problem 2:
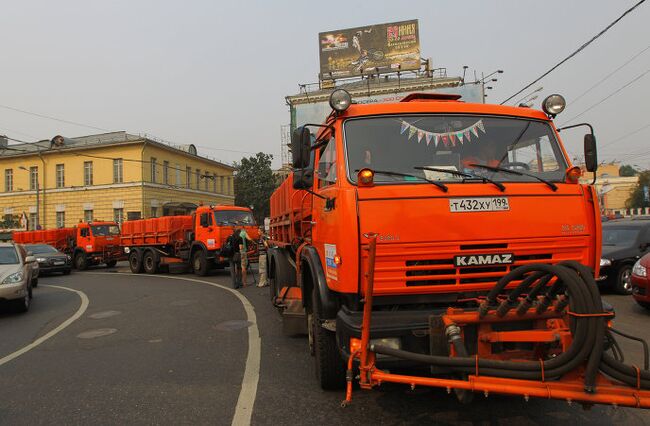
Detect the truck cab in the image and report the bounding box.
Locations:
[72,221,122,270]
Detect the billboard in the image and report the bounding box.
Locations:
[319,20,420,79]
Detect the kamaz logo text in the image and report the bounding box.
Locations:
[453,253,514,267]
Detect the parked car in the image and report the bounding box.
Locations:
[0,242,35,312]
[24,243,72,276]
[632,253,650,309]
[599,219,650,294]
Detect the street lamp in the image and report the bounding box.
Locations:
[18,166,39,230]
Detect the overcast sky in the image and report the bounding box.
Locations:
[1,0,649,169]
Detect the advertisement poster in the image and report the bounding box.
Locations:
[319,20,420,78]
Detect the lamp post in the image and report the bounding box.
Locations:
[18,166,39,230]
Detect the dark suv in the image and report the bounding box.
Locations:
[598,218,650,294]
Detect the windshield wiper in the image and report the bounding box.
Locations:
[414,166,505,192]
[467,164,558,191]
[360,169,448,192]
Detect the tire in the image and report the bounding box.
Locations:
[636,300,650,310]
[311,289,345,390]
[614,264,633,295]
[32,277,38,288]
[106,260,117,268]
[63,269,71,275]
[269,249,295,303]
[192,250,209,276]
[13,287,32,313]
[74,253,88,271]
[143,251,159,274]
[129,250,143,274]
[230,259,241,288]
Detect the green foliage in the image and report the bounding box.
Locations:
[234,152,279,223]
[619,164,638,177]
[626,171,650,209]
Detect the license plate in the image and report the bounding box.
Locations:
[449,197,510,212]
[53,261,65,265]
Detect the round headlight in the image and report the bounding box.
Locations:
[542,94,566,116]
[329,89,352,112]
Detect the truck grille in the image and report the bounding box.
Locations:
[363,237,591,295]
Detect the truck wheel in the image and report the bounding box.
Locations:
[106,260,117,268]
[193,250,209,276]
[311,290,345,390]
[129,251,143,274]
[269,250,294,303]
[74,253,88,271]
[143,251,159,274]
[614,265,633,295]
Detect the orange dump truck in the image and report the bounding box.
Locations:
[267,89,650,408]
[121,205,259,276]
[13,221,122,270]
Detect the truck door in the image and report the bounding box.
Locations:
[196,211,217,251]
[79,226,92,252]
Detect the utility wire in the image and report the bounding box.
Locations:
[569,44,650,106]
[599,122,650,150]
[500,0,647,105]
[0,104,111,132]
[560,67,650,125]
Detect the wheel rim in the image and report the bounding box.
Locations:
[145,256,153,270]
[194,256,201,271]
[130,256,138,269]
[622,269,632,291]
[307,312,314,355]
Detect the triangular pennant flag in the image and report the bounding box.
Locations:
[417,130,424,143]
[464,130,471,141]
[471,126,479,138]
[450,133,457,146]
[408,126,417,140]
[441,135,449,146]
[477,120,485,133]
[425,132,433,146]
[434,134,440,146]
[400,121,410,134]
[457,132,464,143]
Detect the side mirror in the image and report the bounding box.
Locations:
[291,126,311,169]
[25,256,35,263]
[293,168,314,190]
[584,134,597,173]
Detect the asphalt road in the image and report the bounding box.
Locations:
[1,265,650,425]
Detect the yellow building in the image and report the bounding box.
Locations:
[0,132,235,230]
[580,162,643,216]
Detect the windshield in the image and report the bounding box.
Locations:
[344,115,567,184]
[0,247,19,264]
[91,225,120,236]
[26,244,57,254]
[214,210,256,226]
[602,228,640,246]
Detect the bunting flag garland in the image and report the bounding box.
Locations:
[399,119,485,146]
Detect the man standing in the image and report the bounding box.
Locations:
[257,227,269,287]
[239,228,254,287]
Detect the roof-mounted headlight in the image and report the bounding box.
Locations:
[329,89,352,112]
[542,94,566,117]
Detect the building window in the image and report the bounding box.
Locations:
[56,211,65,228]
[56,164,65,188]
[213,173,217,192]
[4,169,13,192]
[195,168,200,190]
[175,163,181,185]
[29,166,38,191]
[29,213,37,230]
[113,208,124,224]
[186,166,192,189]
[151,158,158,183]
[127,211,141,221]
[163,161,169,185]
[84,210,93,222]
[151,206,158,218]
[204,172,210,191]
[113,159,123,183]
[228,177,232,195]
[84,161,93,186]
[220,176,225,194]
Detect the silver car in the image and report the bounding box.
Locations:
[0,243,35,312]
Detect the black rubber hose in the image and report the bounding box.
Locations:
[496,271,546,317]
[609,326,649,370]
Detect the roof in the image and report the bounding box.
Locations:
[1,131,235,170]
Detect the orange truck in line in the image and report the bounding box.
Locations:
[267,89,650,408]
[121,205,259,276]
[13,221,123,270]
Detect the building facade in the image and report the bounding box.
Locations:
[0,132,235,230]
[580,162,646,217]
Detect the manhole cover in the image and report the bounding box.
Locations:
[77,328,117,339]
[170,300,197,306]
[89,310,121,319]
[214,320,253,331]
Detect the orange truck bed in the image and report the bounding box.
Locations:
[120,216,193,247]
[13,228,76,251]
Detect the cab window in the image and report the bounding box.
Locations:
[317,137,337,188]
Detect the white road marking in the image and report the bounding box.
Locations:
[0,284,89,367]
[87,273,261,426]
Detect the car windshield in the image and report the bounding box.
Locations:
[602,228,640,246]
[344,115,568,184]
[214,211,256,226]
[0,247,19,264]
[26,244,57,254]
[91,225,120,236]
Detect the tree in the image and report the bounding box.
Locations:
[234,152,278,224]
[619,164,639,177]
[626,171,650,209]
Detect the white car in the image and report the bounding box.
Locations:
[0,243,36,312]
